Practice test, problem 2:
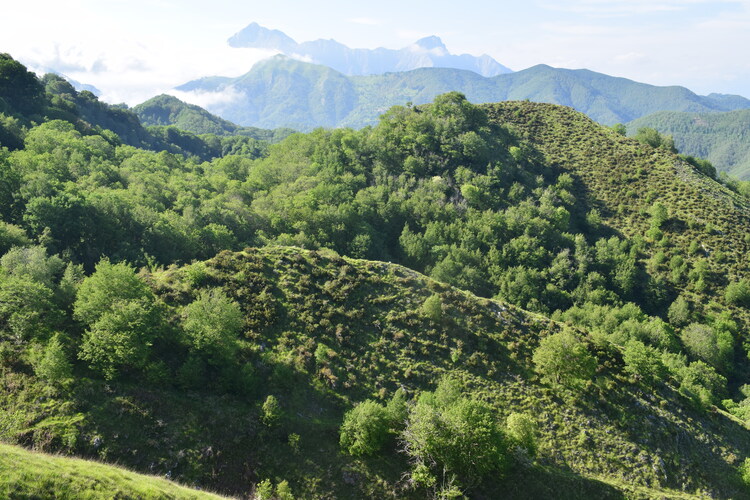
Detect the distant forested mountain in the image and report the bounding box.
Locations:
[227,22,511,77]
[133,94,295,142]
[628,109,750,179]
[175,55,750,130]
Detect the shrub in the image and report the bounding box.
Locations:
[532,330,596,387]
[505,413,537,459]
[262,395,282,427]
[402,377,507,486]
[339,400,390,456]
[422,293,443,322]
[726,280,750,308]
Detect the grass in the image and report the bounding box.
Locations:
[0,443,230,499]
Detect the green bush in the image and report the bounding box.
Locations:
[262,395,282,427]
[505,413,537,459]
[339,400,390,456]
[402,377,507,486]
[532,330,596,388]
[422,294,443,322]
[725,280,750,308]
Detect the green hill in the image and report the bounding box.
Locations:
[0,443,228,499]
[6,52,750,498]
[627,109,750,179]
[133,94,295,142]
[0,54,273,162]
[174,55,750,130]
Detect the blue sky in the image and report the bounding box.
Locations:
[2,0,748,105]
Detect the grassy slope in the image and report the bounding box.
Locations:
[627,109,750,179]
[0,443,228,499]
[485,101,750,314]
[5,246,748,498]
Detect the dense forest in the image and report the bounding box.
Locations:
[4,52,750,498]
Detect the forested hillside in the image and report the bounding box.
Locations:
[627,109,750,179]
[4,53,750,498]
[134,94,295,142]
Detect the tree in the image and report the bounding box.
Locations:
[339,399,390,456]
[78,298,156,379]
[402,377,507,487]
[181,288,243,364]
[34,333,73,385]
[74,260,157,379]
[73,260,153,325]
[0,53,45,116]
[680,322,733,372]
[532,330,596,387]
[622,339,666,384]
[725,280,750,308]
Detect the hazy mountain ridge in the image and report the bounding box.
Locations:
[227,22,512,77]
[175,56,750,131]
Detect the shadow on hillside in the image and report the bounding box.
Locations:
[485,464,625,499]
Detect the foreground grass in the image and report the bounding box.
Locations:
[0,443,230,500]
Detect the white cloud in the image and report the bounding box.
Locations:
[169,86,245,109]
[348,17,381,25]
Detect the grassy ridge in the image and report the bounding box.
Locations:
[0,443,229,499]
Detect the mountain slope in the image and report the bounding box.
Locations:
[227,22,511,77]
[133,94,296,142]
[0,443,228,499]
[176,58,750,130]
[627,109,750,179]
[3,246,748,498]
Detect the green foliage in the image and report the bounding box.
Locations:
[422,294,443,322]
[74,260,158,379]
[622,339,666,384]
[532,330,596,388]
[34,333,73,386]
[505,413,537,459]
[402,377,507,487]
[262,395,282,427]
[182,288,243,364]
[739,458,750,488]
[725,280,750,308]
[255,478,274,500]
[633,127,677,153]
[339,399,390,456]
[680,322,733,372]
[667,295,692,327]
[74,260,154,326]
[0,53,44,116]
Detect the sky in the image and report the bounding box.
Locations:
[2,0,749,105]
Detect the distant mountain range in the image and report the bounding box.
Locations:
[174,55,750,130]
[628,109,750,179]
[227,22,511,77]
